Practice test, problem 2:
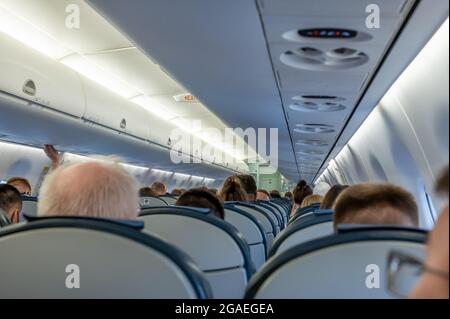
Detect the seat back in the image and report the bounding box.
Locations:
[264,201,288,226]
[139,207,254,299]
[269,213,334,257]
[160,195,177,205]
[0,217,211,299]
[246,228,427,299]
[139,196,168,207]
[20,196,38,221]
[226,203,276,249]
[255,202,285,230]
[0,208,11,228]
[235,203,279,236]
[289,203,320,224]
[224,207,266,270]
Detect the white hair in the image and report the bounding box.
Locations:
[314,182,331,197]
[38,157,139,220]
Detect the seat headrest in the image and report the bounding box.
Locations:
[337,224,427,234]
[0,208,12,227]
[22,214,145,230]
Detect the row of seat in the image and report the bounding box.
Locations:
[0,211,426,298]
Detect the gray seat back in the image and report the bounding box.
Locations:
[0,217,211,299]
[139,196,168,207]
[270,214,334,257]
[246,228,427,299]
[263,201,288,226]
[226,203,276,249]
[255,202,285,230]
[224,207,266,270]
[139,207,254,299]
[20,196,38,222]
[160,196,177,205]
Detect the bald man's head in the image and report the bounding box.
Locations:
[38,159,139,220]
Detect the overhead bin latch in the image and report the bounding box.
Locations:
[23,80,36,96]
[120,118,127,130]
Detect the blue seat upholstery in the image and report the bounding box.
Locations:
[234,202,280,236]
[0,217,212,299]
[255,201,285,230]
[269,212,334,257]
[246,227,427,299]
[289,203,320,224]
[139,206,255,299]
[139,196,168,207]
[263,201,288,226]
[224,206,267,270]
[226,203,276,249]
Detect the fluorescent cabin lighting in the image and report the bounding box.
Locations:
[61,55,140,100]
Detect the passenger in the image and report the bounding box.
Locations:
[151,181,167,196]
[410,167,449,299]
[320,184,349,210]
[301,194,323,208]
[38,158,139,220]
[256,189,271,201]
[219,176,248,202]
[43,144,61,170]
[7,177,32,196]
[291,180,313,217]
[171,189,182,196]
[0,184,22,224]
[314,181,331,197]
[284,191,293,201]
[139,187,157,197]
[237,175,257,202]
[179,188,187,195]
[270,190,282,199]
[176,188,225,219]
[333,184,419,230]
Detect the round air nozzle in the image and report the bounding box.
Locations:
[295,124,335,134]
[281,47,369,71]
[290,101,346,112]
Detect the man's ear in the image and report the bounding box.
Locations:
[9,207,20,224]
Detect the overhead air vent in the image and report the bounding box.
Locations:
[295,124,335,134]
[298,150,326,156]
[283,28,372,43]
[296,140,330,147]
[281,47,369,71]
[289,101,346,112]
[294,95,346,102]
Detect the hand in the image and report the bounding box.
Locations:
[44,144,60,169]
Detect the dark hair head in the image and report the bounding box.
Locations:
[171,189,182,196]
[139,187,157,197]
[284,191,293,200]
[237,175,257,197]
[208,188,218,195]
[270,190,281,198]
[151,182,166,195]
[320,184,349,209]
[293,180,313,205]
[219,176,248,202]
[0,184,23,212]
[333,183,419,230]
[176,188,225,219]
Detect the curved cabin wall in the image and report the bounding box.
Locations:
[319,21,449,229]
